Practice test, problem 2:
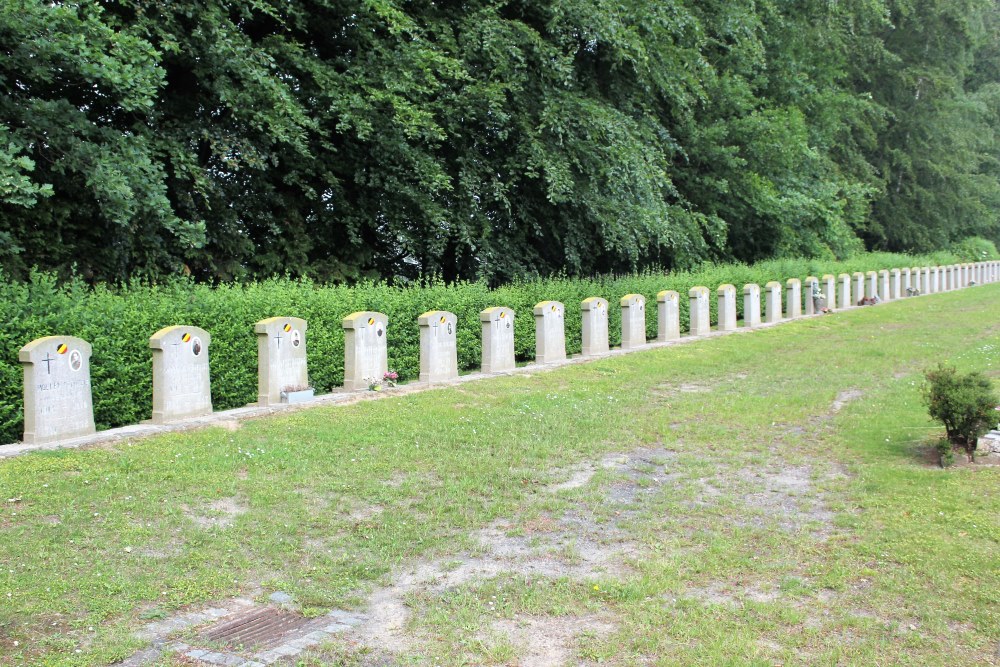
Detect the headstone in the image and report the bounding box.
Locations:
[865,271,878,299]
[890,269,901,299]
[534,301,567,362]
[929,266,939,293]
[620,294,647,349]
[418,310,459,382]
[853,272,865,303]
[838,274,851,309]
[765,281,783,323]
[879,270,891,300]
[910,267,921,294]
[149,326,212,424]
[255,317,308,407]
[688,287,711,335]
[480,307,515,373]
[822,275,836,310]
[921,267,931,294]
[717,285,737,331]
[656,291,681,341]
[902,268,912,294]
[19,336,96,444]
[803,277,819,315]
[785,279,801,319]
[581,297,610,356]
[342,312,389,390]
[743,284,761,328]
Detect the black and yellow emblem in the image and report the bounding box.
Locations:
[181,332,192,343]
[56,343,68,354]
[283,323,292,332]
[368,317,375,326]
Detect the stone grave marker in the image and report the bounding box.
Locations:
[930,266,939,293]
[921,267,931,294]
[717,285,737,331]
[656,291,681,341]
[620,294,647,349]
[879,270,891,300]
[786,279,802,318]
[902,267,912,294]
[149,326,212,424]
[803,277,819,315]
[890,269,901,299]
[19,336,96,444]
[581,297,610,356]
[765,281,783,323]
[822,275,836,311]
[480,307,515,373]
[343,312,389,390]
[688,287,711,335]
[865,271,878,299]
[534,301,567,362]
[838,273,851,308]
[418,311,459,382]
[743,284,761,328]
[853,272,865,302]
[255,317,309,406]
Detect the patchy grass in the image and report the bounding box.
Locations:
[1,286,999,666]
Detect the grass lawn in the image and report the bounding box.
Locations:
[1,285,999,666]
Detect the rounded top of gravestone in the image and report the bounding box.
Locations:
[879,269,890,275]
[19,336,92,363]
[786,278,801,286]
[742,283,760,294]
[717,284,735,295]
[822,274,836,280]
[866,271,877,276]
[854,271,865,277]
[581,297,608,310]
[342,311,388,329]
[656,290,678,302]
[890,268,901,274]
[619,294,645,306]
[533,301,565,316]
[838,273,851,279]
[805,276,818,283]
[255,317,307,334]
[418,310,457,326]
[765,281,782,290]
[687,287,708,298]
[480,306,514,322]
[149,325,211,351]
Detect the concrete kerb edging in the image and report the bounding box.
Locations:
[0,276,991,461]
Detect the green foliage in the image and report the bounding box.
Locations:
[949,236,1000,263]
[0,0,998,283]
[923,364,998,463]
[0,250,960,443]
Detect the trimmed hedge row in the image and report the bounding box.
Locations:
[0,251,965,443]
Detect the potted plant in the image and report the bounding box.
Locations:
[280,383,315,404]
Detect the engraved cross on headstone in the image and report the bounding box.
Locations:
[41,352,55,374]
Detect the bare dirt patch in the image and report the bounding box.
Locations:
[182,497,247,529]
[831,389,865,414]
[484,614,616,666]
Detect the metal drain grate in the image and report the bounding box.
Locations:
[199,607,313,650]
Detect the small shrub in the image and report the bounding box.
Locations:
[923,364,998,463]
[934,438,955,468]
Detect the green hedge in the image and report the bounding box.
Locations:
[0,251,968,444]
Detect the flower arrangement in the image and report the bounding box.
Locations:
[367,370,398,391]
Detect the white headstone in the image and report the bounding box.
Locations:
[890,269,901,299]
[921,267,931,294]
[620,294,647,349]
[879,270,891,300]
[19,336,96,444]
[149,326,212,424]
[581,298,609,356]
[343,312,389,390]
[822,275,836,311]
[255,317,308,406]
[786,279,802,318]
[717,285,737,331]
[419,311,459,382]
[853,272,865,303]
[929,266,939,293]
[765,282,783,323]
[743,284,761,328]
[838,274,851,308]
[656,291,681,341]
[534,301,567,362]
[866,271,878,299]
[480,307,515,374]
[803,277,819,315]
[688,287,711,335]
